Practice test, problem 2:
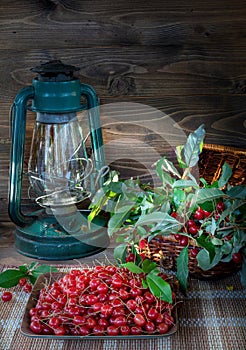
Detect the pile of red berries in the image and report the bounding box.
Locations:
[29,265,175,336]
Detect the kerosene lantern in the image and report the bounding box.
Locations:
[8,60,109,260]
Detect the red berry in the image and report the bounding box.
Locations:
[157,322,169,334]
[174,234,181,241]
[87,316,97,329]
[30,320,43,334]
[92,325,105,335]
[139,239,147,249]
[190,248,199,258]
[49,316,61,328]
[107,325,119,336]
[1,291,12,302]
[78,325,90,336]
[125,253,136,262]
[114,316,127,327]
[97,283,108,294]
[111,277,123,289]
[19,277,27,287]
[101,304,113,317]
[187,219,196,227]
[144,291,155,304]
[73,315,86,326]
[23,283,32,293]
[147,307,158,320]
[194,209,204,220]
[145,321,155,333]
[188,225,198,235]
[216,201,225,213]
[214,213,220,221]
[130,325,142,335]
[134,313,146,327]
[225,235,232,241]
[179,236,189,246]
[232,252,242,264]
[53,326,66,336]
[126,299,137,311]
[171,212,178,218]
[120,325,131,335]
[203,210,211,218]
[140,253,147,260]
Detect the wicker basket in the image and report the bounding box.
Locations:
[146,143,246,280]
[199,143,246,186]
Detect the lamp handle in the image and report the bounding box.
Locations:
[80,83,106,178]
[9,86,35,227]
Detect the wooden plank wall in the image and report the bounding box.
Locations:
[0,0,246,224]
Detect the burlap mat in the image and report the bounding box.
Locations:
[0,265,245,350]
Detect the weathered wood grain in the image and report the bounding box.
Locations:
[0,46,246,99]
[0,0,246,48]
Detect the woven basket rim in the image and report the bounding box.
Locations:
[203,143,246,155]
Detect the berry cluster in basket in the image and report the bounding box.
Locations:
[171,200,243,264]
[29,265,176,336]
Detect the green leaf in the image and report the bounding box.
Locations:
[199,201,215,212]
[196,234,216,261]
[121,262,144,274]
[28,262,38,270]
[219,199,245,222]
[0,269,27,288]
[146,270,173,303]
[221,241,233,255]
[136,226,148,238]
[196,249,222,271]
[31,265,58,279]
[156,157,181,178]
[183,124,206,168]
[115,202,136,214]
[172,179,198,188]
[227,186,246,200]
[141,259,157,273]
[28,274,37,285]
[108,205,133,235]
[196,249,211,270]
[211,237,223,246]
[18,265,29,273]
[114,243,128,264]
[175,145,187,168]
[155,160,174,186]
[136,212,179,227]
[218,163,232,188]
[176,246,189,293]
[142,279,148,289]
[195,188,224,204]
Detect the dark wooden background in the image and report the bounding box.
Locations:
[1,0,246,227]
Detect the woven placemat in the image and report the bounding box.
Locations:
[0,265,245,350]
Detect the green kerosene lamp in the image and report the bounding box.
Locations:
[8,60,109,260]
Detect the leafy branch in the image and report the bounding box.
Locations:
[0,263,58,289]
[89,124,246,291]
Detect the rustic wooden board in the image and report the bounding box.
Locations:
[0,46,246,98]
[0,0,246,48]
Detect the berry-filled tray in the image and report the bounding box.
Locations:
[21,269,178,339]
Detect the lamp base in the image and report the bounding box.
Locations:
[14,210,109,260]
